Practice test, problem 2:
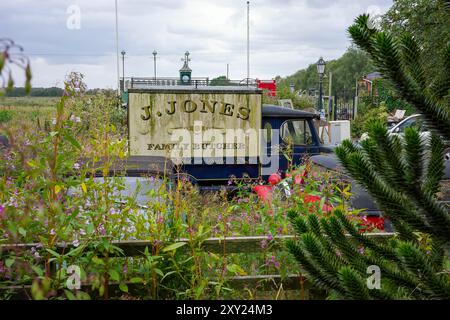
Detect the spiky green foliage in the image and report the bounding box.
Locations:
[287,210,450,299]
[336,125,450,242]
[288,11,450,300]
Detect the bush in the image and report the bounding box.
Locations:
[351,102,389,138]
[0,110,13,123]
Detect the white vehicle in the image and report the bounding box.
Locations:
[359,114,450,160]
[360,114,425,141]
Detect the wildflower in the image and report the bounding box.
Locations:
[31,247,41,259]
[97,224,106,235]
[72,239,80,247]
[0,205,5,220]
[123,265,128,274]
[336,250,342,257]
[266,255,280,269]
[260,239,268,249]
[73,163,80,170]
[79,229,86,236]
[50,228,56,236]
[52,118,57,125]
[358,247,365,255]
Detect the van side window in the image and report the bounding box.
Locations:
[280,120,313,145]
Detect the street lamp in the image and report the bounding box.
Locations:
[316,57,326,112]
[121,50,126,92]
[152,50,157,81]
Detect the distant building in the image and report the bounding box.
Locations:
[359,72,382,95]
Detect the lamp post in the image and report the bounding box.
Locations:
[316,57,326,112]
[152,50,157,81]
[121,50,125,92]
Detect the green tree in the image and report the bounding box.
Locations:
[287,13,450,299]
[209,76,230,86]
[278,47,374,97]
[382,0,450,81]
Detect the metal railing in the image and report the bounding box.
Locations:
[124,77,258,89]
[0,233,394,299]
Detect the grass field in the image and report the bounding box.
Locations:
[0,96,58,125]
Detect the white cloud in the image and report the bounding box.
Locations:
[1,0,392,88]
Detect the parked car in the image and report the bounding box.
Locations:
[360,114,450,160]
[309,153,450,232]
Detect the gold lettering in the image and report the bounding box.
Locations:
[237,106,250,120]
[166,101,176,115]
[219,102,234,117]
[199,100,217,113]
[183,100,197,113]
[141,105,151,120]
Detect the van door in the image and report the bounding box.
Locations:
[279,119,320,168]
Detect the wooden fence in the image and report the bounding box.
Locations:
[0,233,394,299]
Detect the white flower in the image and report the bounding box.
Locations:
[72,239,80,247]
[75,116,81,123]
[73,163,80,170]
[52,118,57,125]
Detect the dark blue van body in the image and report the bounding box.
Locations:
[181,104,333,185]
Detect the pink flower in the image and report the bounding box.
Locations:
[0,205,5,220]
[260,239,268,249]
[97,224,106,235]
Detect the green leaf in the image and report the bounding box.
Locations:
[161,271,177,282]
[5,258,15,268]
[32,265,44,277]
[63,131,82,151]
[108,269,120,281]
[64,289,76,300]
[162,242,186,252]
[130,277,143,284]
[91,256,104,265]
[119,283,128,293]
[153,268,164,277]
[227,264,247,276]
[45,248,61,258]
[0,52,5,73]
[18,227,27,237]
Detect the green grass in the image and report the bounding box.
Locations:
[0,96,57,125]
[0,96,59,108]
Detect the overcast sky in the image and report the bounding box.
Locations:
[1,0,392,89]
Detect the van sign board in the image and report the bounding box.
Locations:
[128,88,262,162]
